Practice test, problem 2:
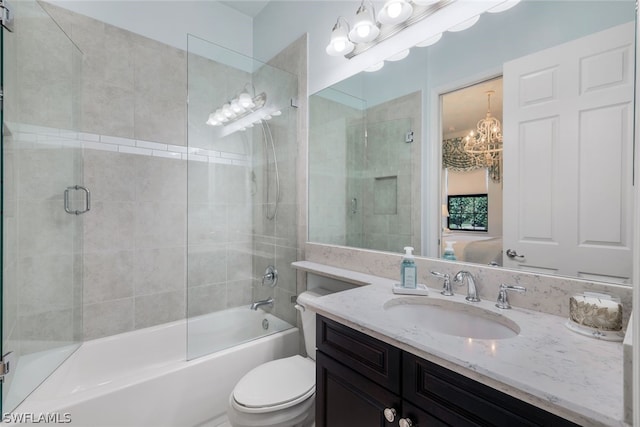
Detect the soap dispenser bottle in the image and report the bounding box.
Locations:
[401,246,417,289]
[443,241,457,261]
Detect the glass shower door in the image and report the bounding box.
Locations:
[1,0,83,413]
[186,35,298,360]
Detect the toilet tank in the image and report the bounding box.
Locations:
[296,288,332,361]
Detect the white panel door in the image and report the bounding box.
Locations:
[503,22,634,283]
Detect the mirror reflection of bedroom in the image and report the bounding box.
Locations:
[441,77,504,266]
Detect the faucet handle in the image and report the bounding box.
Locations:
[430,271,453,296]
[496,284,526,309]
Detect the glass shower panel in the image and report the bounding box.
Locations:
[1,0,83,413]
[186,35,297,360]
[361,118,413,253]
[308,88,366,247]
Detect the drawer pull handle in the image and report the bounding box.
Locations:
[399,418,414,427]
[383,408,397,422]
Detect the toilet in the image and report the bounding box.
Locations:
[226,288,329,427]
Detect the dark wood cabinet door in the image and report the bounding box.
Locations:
[317,315,401,394]
[316,351,401,427]
[403,352,580,427]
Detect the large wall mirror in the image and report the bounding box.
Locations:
[309,0,636,285]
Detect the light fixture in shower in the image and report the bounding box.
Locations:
[206,91,267,127]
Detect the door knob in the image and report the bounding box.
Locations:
[505,249,525,260]
[383,408,397,422]
[399,418,414,427]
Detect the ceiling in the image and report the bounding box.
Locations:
[442,77,503,139]
[219,1,271,17]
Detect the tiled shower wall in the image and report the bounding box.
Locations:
[4,2,303,340]
[309,91,421,255]
[357,92,421,254]
[43,3,189,339]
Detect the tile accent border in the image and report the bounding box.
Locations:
[7,122,249,166]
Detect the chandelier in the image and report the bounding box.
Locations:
[463,90,503,182]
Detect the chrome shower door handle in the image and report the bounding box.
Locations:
[64,185,91,215]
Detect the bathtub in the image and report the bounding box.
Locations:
[7,308,298,427]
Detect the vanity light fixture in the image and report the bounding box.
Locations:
[463,91,503,182]
[326,0,454,59]
[327,0,519,60]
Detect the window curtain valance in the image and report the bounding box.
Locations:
[442,137,501,182]
[442,137,483,171]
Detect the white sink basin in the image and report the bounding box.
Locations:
[383,298,520,340]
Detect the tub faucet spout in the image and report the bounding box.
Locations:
[250,297,274,311]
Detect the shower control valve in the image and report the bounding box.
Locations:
[262,265,278,287]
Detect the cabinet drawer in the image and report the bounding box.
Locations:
[317,315,401,394]
[403,353,580,427]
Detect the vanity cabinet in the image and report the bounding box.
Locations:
[316,315,579,427]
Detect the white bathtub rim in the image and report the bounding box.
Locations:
[13,310,296,417]
[16,327,299,416]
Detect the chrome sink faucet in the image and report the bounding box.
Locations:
[250,297,274,311]
[430,271,453,296]
[454,271,480,302]
[495,284,527,309]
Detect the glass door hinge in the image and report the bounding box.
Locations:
[1,0,14,32]
[0,352,15,383]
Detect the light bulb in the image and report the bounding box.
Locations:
[238,92,254,109]
[387,1,402,18]
[333,39,346,53]
[206,113,219,126]
[357,25,370,38]
[214,109,226,123]
[326,18,354,56]
[272,110,282,116]
[222,104,234,118]
[231,99,245,114]
[349,2,380,43]
[378,0,412,25]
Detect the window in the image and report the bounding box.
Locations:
[447,194,488,232]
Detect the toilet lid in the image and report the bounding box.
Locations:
[233,355,315,410]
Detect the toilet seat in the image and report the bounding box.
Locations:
[232,355,315,414]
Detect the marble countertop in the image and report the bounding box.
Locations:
[294,261,627,427]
